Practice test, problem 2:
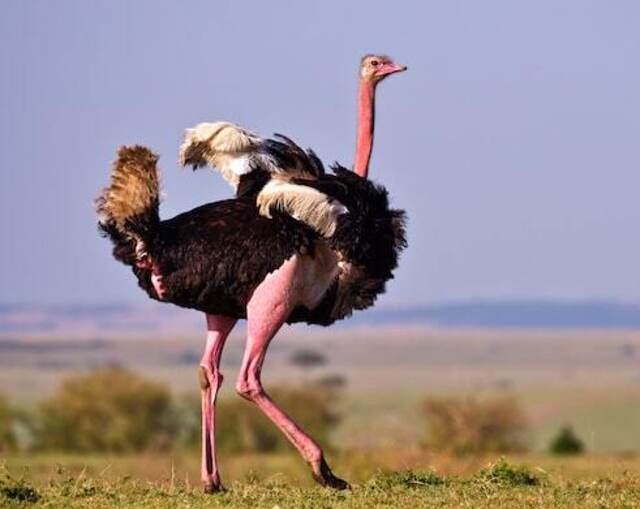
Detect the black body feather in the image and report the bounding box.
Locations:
[286,165,407,323]
[98,146,407,326]
[140,199,317,320]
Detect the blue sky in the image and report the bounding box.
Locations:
[1,1,638,306]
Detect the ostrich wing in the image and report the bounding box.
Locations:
[180,121,347,238]
[179,122,322,190]
[256,177,348,237]
[179,122,261,189]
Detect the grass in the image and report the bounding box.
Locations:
[2,453,640,508]
[3,326,640,506]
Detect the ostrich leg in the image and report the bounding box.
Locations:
[199,314,236,493]
[235,256,349,489]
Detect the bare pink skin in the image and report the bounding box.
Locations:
[235,256,349,489]
[136,257,167,299]
[354,60,407,179]
[151,272,166,299]
[354,80,375,179]
[194,257,348,492]
[199,314,236,492]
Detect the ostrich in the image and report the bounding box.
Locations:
[96,55,406,493]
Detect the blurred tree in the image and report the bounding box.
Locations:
[35,368,174,452]
[289,349,328,369]
[619,343,635,358]
[0,394,17,452]
[422,395,528,455]
[548,426,585,455]
[315,374,347,392]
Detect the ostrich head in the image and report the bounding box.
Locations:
[354,54,407,178]
[359,54,407,84]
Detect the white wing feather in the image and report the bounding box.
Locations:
[256,178,348,237]
[178,122,262,189]
[179,121,349,238]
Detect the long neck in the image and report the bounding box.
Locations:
[354,79,376,179]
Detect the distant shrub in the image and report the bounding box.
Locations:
[548,426,585,455]
[0,395,17,452]
[477,459,539,486]
[289,349,328,369]
[422,396,528,455]
[175,384,340,453]
[315,374,347,392]
[35,368,174,452]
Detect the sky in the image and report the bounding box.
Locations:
[1,1,639,306]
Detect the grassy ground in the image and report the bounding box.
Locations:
[3,327,640,506]
[2,452,640,508]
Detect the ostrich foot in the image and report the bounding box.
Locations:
[310,456,350,490]
[203,481,225,494]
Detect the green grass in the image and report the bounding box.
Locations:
[1,465,638,509]
[2,453,640,508]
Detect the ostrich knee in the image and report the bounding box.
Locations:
[200,363,224,400]
[235,365,265,402]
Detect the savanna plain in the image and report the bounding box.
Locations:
[1,324,640,508]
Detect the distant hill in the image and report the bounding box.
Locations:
[0,303,200,336]
[2,300,640,335]
[347,300,640,329]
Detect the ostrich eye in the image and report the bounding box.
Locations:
[371,60,379,67]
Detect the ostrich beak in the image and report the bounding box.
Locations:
[379,62,408,77]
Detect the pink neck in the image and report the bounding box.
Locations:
[354,79,376,179]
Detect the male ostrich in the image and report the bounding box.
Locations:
[96,55,406,492]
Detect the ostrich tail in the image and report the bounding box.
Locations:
[95,145,161,265]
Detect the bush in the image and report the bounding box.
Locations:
[35,368,174,452]
[0,395,17,452]
[422,396,528,455]
[289,349,328,369]
[175,384,340,453]
[548,426,585,455]
[477,459,539,486]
